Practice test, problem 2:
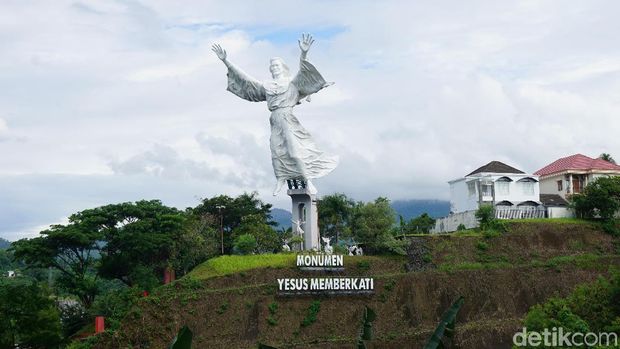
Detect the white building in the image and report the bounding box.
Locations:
[534,153,620,200]
[449,161,541,214]
[434,161,544,232]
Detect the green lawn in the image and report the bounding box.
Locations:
[507,218,591,224]
[187,254,297,280]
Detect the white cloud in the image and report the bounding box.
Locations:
[0,118,7,138]
[1,1,620,239]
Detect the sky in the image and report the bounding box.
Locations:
[2,0,620,241]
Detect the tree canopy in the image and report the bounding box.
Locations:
[350,197,406,254]
[0,278,63,348]
[318,193,354,242]
[191,192,274,254]
[572,176,620,220]
[11,222,102,307]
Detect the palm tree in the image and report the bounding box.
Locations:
[599,153,616,164]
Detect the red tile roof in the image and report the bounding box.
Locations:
[534,154,620,177]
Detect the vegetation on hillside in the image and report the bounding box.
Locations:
[0,278,63,348]
[520,269,620,348]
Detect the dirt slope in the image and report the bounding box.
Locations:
[93,222,620,349]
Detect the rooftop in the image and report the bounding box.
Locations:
[466,161,525,177]
[534,154,620,177]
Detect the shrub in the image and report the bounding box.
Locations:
[601,219,620,237]
[456,224,467,231]
[422,253,432,263]
[90,287,141,332]
[476,241,489,251]
[268,301,278,315]
[475,205,495,231]
[267,316,278,326]
[572,176,620,220]
[301,300,321,327]
[234,234,257,255]
[522,269,620,337]
[357,260,371,271]
[216,301,229,314]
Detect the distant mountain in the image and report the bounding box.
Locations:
[270,208,292,230]
[0,237,10,249]
[270,199,450,229]
[391,199,450,220]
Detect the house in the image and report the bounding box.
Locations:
[433,161,544,232]
[534,154,620,200]
[448,161,542,214]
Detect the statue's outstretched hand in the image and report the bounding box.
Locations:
[211,44,227,61]
[298,33,314,53]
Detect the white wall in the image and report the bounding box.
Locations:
[449,179,479,213]
[432,211,478,233]
[547,207,574,218]
[493,175,540,204]
[539,174,565,199]
[450,173,540,213]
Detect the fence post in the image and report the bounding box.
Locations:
[164,267,176,284]
[95,316,105,334]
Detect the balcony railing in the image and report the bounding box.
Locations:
[495,206,546,219]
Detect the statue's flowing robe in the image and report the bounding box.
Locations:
[225,59,339,181]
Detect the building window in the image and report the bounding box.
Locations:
[517,177,536,196]
[482,183,493,197]
[557,180,563,192]
[467,182,476,196]
[521,182,534,195]
[496,181,509,195]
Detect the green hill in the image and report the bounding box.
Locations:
[91,221,620,348]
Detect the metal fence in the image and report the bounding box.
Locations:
[494,207,546,219]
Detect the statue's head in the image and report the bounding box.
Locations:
[269,57,290,79]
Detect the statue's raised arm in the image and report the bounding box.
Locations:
[212,43,266,102]
[212,34,338,197]
[291,34,333,99]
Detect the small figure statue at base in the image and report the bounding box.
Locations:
[321,237,333,255]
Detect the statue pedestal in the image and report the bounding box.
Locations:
[287,180,320,251]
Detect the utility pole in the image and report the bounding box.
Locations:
[216,204,225,254]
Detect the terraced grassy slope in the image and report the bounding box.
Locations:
[92,221,620,349]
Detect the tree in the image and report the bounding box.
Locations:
[232,214,281,253]
[170,212,217,275]
[11,223,102,308]
[191,192,274,254]
[0,278,63,348]
[599,153,616,164]
[13,200,190,303]
[318,193,355,242]
[404,213,436,234]
[572,176,620,220]
[234,234,257,255]
[351,198,406,255]
[94,200,186,288]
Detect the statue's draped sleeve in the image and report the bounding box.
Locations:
[292,59,332,99]
[226,62,266,102]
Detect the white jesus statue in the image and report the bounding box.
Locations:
[212,34,338,195]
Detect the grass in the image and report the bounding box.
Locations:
[187,254,297,280]
[507,218,591,225]
[186,254,397,281]
[437,253,615,272]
